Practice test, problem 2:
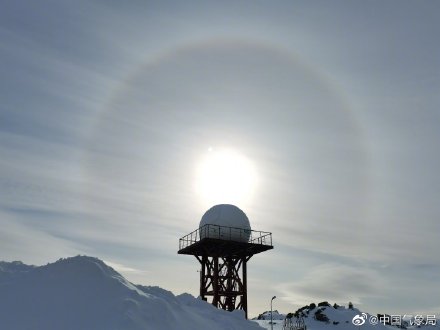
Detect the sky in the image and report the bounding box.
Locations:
[1,0,439,318]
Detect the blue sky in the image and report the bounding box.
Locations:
[1,0,439,317]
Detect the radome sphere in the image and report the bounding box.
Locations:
[199,204,251,242]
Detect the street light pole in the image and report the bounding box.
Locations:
[271,296,276,330]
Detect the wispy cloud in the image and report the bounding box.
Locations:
[0,210,82,265]
[276,263,386,308]
[1,0,439,318]
[104,260,149,275]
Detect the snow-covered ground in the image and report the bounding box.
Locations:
[1,256,438,330]
[0,256,262,330]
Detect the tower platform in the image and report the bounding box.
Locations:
[178,224,273,257]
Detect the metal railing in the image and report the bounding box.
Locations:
[179,224,272,250]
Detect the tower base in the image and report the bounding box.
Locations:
[196,255,251,318]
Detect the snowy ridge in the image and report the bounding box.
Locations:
[0,260,36,283]
[0,256,262,330]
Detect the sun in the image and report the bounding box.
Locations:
[195,148,257,207]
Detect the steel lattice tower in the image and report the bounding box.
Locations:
[178,220,273,319]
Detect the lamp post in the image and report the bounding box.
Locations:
[271,295,276,330]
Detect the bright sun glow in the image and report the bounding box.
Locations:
[195,148,257,207]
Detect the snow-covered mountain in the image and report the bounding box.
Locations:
[255,310,286,320]
[0,256,262,330]
[257,305,388,330]
[255,303,440,330]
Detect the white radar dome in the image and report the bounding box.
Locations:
[199,204,251,242]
